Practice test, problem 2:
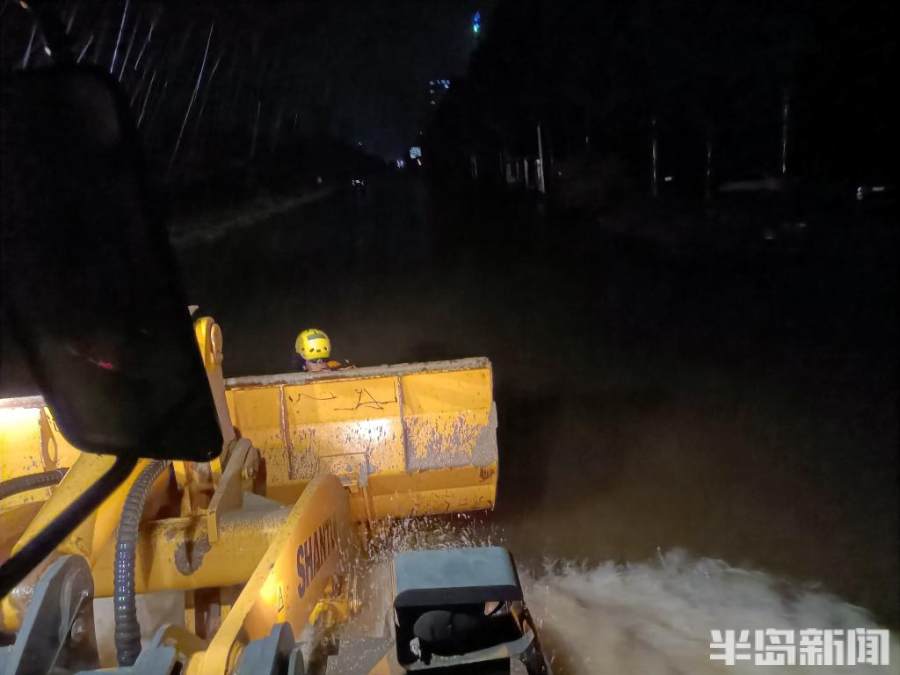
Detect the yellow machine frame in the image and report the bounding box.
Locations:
[0,317,499,672]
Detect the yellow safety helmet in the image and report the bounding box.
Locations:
[295,328,331,360]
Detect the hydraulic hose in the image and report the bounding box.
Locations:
[0,468,68,503]
[114,460,169,667]
[0,456,137,600]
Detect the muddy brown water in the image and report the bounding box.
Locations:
[173,175,897,616]
[2,174,897,670]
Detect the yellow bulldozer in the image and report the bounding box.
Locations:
[1,329,549,674]
[0,6,550,675]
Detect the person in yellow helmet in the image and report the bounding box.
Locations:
[293,328,350,372]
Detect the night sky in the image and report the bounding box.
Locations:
[0,1,489,161]
[0,0,495,165]
[301,0,486,159]
[3,0,889,180]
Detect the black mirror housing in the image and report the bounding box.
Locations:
[1,64,222,461]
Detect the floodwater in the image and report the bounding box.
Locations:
[3,172,895,670]
[173,174,898,669]
[352,516,899,673]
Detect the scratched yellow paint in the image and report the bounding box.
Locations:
[284,377,406,476]
[224,360,498,519]
[400,368,492,414]
[2,360,498,525]
[187,474,352,674]
[0,358,499,652]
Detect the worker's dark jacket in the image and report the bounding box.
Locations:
[290,354,348,372]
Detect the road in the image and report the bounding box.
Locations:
[173,173,898,630]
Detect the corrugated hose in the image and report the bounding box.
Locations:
[0,468,68,503]
[114,460,169,667]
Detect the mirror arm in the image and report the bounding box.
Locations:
[0,456,137,599]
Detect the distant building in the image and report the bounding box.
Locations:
[428,79,451,107]
[411,79,450,162]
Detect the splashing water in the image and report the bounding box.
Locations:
[349,518,898,674]
[364,513,501,561]
[520,551,899,674]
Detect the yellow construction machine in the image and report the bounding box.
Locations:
[0,6,551,675]
[1,326,549,674]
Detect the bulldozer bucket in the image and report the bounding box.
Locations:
[223,357,499,521]
[0,355,500,655]
[1,358,498,529]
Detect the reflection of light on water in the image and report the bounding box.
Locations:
[346,519,899,674]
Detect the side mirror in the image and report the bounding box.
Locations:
[1,63,222,461]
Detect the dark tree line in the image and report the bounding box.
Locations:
[426,0,895,197]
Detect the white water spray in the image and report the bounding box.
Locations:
[522,551,898,674]
[354,519,897,674]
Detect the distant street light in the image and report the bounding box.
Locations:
[473,10,481,34]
